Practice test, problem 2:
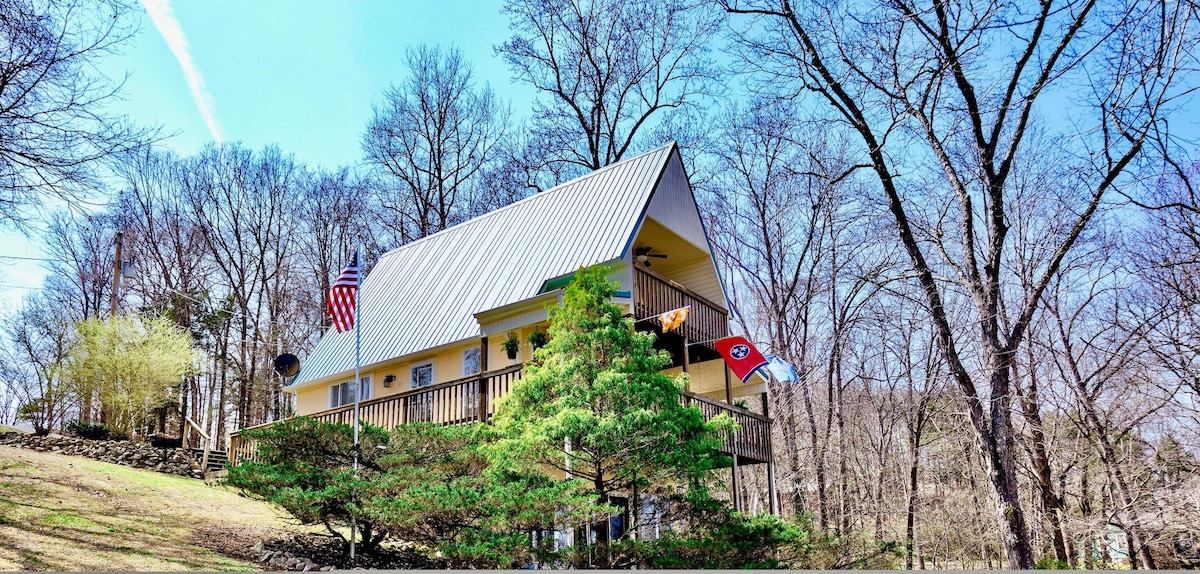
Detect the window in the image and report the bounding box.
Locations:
[411,363,434,388]
[329,381,351,408]
[463,348,481,376]
[328,376,371,408]
[461,348,484,420]
[410,362,435,422]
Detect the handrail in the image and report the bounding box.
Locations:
[683,390,771,423]
[635,266,729,316]
[232,364,525,436]
[184,416,211,442]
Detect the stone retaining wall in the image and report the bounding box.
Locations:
[0,431,204,479]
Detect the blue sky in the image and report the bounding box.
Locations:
[0,0,539,313]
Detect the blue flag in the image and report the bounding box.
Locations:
[764,354,799,384]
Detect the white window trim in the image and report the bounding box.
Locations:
[329,375,373,408]
[463,348,481,376]
[358,375,372,402]
[329,381,350,409]
[411,362,435,389]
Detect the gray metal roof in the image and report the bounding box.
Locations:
[290,143,677,388]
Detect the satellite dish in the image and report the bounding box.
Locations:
[273,353,300,377]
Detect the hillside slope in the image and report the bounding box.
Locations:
[0,444,305,571]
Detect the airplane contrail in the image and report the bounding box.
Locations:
[141,0,225,143]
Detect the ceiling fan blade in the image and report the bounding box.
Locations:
[648,253,668,258]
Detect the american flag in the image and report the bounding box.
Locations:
[327,252,358,333]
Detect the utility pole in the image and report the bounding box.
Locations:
[110,232,123,317]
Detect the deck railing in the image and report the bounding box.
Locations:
[230,363,770,465]
[633,266,728,346]
[683,391,772,463]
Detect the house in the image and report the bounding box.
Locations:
[230,143,777,513]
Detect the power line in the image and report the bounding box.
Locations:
[0,255,56,262]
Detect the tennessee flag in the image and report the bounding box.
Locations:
[715,336,769,383]
[659,306,690,333]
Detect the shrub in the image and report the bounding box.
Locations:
[630,511,814,568]
[65,419,111,440]
[226,418,606,567]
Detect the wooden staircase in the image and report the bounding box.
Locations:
[182,416,228,479]
[188,447,228,473]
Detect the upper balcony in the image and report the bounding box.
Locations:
[633,266,728,345]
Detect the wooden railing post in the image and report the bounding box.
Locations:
[479,337,489,423]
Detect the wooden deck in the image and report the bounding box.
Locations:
[229,363,771,466]
[634,266,729,349]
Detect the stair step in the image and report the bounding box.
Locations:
[187,448,229,472]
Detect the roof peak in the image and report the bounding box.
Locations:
[378,143,678,262]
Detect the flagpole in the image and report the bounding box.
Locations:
[351,244,361,560]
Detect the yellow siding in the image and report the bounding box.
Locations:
[486,323,549,369]
[294,341,489,416]
[295,385,328,415]
[662,358,768,400]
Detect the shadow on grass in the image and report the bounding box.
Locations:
[0,449,268,571]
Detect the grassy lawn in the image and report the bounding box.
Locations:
[0,444,308,571]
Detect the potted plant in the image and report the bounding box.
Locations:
[528,329,548,351]
[501,331,520,360]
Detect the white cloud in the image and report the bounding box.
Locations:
[141,0,224,143]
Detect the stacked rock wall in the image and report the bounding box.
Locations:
[0,432,204,479]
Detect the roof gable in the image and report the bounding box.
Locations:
[292,143,678,387]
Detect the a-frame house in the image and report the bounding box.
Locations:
[232,143,776,512]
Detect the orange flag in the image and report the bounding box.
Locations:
[658,306,690,333]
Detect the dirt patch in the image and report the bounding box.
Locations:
[255,533,445,570]
[190,524,297,564]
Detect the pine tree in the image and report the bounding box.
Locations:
[491,265,733,558]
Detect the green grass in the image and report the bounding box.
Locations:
[0,445,310,571]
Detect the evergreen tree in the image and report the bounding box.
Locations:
[491,265,734,555]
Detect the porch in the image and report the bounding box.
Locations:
[229,363,772,467]
[633,265,728,359]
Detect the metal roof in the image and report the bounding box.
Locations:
[289,143,678,389]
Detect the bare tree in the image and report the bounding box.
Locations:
[0,286,75,433]
[116,146,216,439]
[722,0,1198,566]
[0,0,150,228]
[41,210,116,322]
[1136,160,1200,400]
[498,0,720,185]
[182,143,302,437]
[296,167,371,332]
[1041,265,1176,569]
[700,99,833,521]
[363,45,509,246]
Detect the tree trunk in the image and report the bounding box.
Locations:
[799,374,828,529]
[1016,353,1069,564]
[905,410,925,570]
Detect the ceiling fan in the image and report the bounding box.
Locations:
[633,246,668,267]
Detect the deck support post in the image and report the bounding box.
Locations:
[681,333,690,375]
[763,391,778,516]
[478,337,489,423]
[731,453,741,512]
[724,364,733,406]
